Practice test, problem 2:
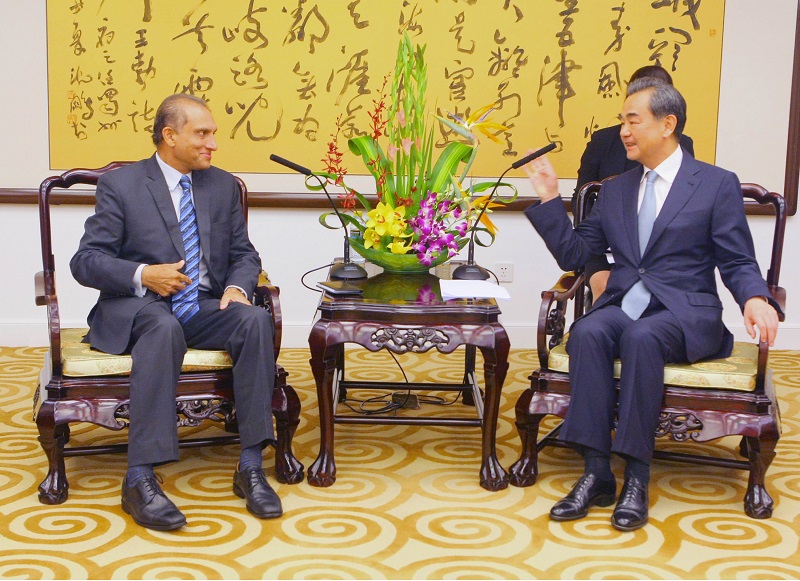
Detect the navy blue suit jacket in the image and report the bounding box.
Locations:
[526,153,777,363]
[70,155,262,354]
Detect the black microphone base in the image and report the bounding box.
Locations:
[330,261,368,281]
[451,262,490,280]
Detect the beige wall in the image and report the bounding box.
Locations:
[1,1,798,349]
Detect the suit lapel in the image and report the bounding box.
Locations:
[643,155,702,257]
[145,156,185,257]
[191,170,213,272]
[620,168,644,260]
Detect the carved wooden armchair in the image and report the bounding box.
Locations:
[509,181,786,518]
[34,162,304,504]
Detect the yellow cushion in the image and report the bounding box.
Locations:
[60,328,233,377]
[548,335,758,392]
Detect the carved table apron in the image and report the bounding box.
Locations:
[307,272,510,491]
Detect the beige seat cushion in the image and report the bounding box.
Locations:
[60,328,233,377]
[548,335,758,392]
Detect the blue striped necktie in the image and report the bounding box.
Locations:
[621,170,659,320]
[172,175,200,324]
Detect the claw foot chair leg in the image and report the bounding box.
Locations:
[273,383,304,484]
[37,406,70,505]
[744,435,777,519]
[508,389,543,487]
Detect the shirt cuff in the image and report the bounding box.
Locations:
[132,264,147,297]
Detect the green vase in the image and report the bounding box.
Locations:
[348,236,451,274]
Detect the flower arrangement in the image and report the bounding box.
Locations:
[312,33,517,272]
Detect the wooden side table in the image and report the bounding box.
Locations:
[307,272,510,490]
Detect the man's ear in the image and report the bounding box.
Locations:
[662,114,677,138]
[161,127,175,147]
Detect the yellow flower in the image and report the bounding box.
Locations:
[463,102,509,144]
[436,101,510,145]
[387,237,412,254]
[366,202,408,237]
[363,228,383,250]
[469,193,503,236]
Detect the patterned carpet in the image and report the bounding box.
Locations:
[1,346,799,579]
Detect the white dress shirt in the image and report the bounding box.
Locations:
[638,145,683,216]
[131,154,217,297]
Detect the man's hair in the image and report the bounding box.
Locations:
[152,94,209,146]
[629,65,673,85]
[626,77,687,137]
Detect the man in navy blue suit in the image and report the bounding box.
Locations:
[523,78,780,531]
[573,65,694,300]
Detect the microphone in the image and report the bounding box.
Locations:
[452,142,557,281]
[270,154,368,281]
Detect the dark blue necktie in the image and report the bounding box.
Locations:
[172,175,200,324]
[621,170,658,320]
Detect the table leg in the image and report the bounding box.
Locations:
[462,344,478,406]
[479,332,510,491]
[307,327,338,486]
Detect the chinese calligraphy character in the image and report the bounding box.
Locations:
[226,94,282,141]
[649,27,692,71]
[172,12,214,54]
[605,4,629,54]
[538,50,582,127]
[284,1,330,54]
[597,62,622,99]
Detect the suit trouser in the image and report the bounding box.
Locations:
[126,294,275,467]
[560,304,687,463]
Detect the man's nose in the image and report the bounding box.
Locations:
[207,136,218,151]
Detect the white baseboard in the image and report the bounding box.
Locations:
[5,322,800,352]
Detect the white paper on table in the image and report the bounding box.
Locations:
[439,279,511,300]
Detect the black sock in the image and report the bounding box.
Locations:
[624,457,651,485]
[583,448,614,482]
[126,464,154,486]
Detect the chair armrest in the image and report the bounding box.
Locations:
[769,285,786,321]
[34,270,63,375]
[536,271,585,369]
[253,270,282,359]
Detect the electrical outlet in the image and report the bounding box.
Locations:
[496,262,513,282]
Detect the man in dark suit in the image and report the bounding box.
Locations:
[574,65,694,300]
[71,94,282,531]
[522,78,780,531]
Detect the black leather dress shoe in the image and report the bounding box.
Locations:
[550,473,616,521]
[611,476,649,531]
[121,475,186,531]
[233,464,283,519]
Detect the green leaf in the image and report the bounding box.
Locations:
[428,142,473,194]
[348,135,396,201]
[319,211,365,233]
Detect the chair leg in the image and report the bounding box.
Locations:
[743,434,777,519]
[738,436,749,458]
[272,381,304,484]
[36,402,70,505]
[508,388,543,487]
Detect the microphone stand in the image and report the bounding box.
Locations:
[452,142,557,281]
[269,154,368,281]
[451,165,514,280]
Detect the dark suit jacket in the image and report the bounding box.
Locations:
[526,154,779,363]
[70,155,262,354]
